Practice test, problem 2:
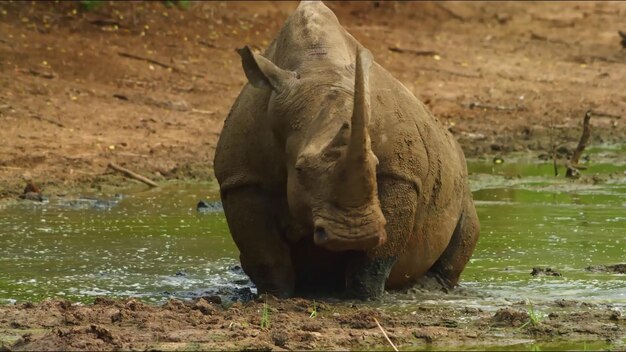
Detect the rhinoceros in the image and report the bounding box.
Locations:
[214,1,479,299]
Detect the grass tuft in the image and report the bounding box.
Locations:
[520,299,543,329]
[260,297,270,329]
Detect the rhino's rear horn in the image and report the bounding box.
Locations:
[237,46,298,91]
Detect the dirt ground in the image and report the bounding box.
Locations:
[1,1,625,350]
[1,296,624,351]
[0,1,625,200]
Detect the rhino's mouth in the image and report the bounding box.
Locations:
[312,204,387,251]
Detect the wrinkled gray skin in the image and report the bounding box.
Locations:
[214,1,479,299]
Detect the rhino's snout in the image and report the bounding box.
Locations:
[312,219,385,252]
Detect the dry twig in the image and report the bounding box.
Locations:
[17,68,56,79]
[31,115,64,128]
[108,162,158,188]
[388,46,438,56]
[373,317,398,352]
[118,51,180,72]
[415,65,480,79]
[566,110,592,178]
[462,101,526,111]
[118,51,205,78]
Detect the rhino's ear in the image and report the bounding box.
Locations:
[236,46,297,91]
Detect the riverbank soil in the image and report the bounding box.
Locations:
[1,1,625,350]
[1,297,624,351]
[0,1,625,199]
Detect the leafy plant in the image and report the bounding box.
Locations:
[80,0,103,11]
[164,0,190,9]
[520,299,543,329]
[260,298,271,329]
[309,300,317,318]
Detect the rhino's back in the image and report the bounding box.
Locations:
[369,63,468,274]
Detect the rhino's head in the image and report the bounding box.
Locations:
[236,46,387,252]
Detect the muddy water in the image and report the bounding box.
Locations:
[1,147,625,311]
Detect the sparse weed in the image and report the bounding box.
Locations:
[164,0,191,9]
[520,299,543,329]
[80,0,190,11]
[79,0,102,11]
[260,298,271,329]
[309,300,317,318]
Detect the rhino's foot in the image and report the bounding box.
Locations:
[345,254,397,300]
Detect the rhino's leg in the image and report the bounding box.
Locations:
[425,196,480,288]
[345,178,418,299]
[221,185,295,298]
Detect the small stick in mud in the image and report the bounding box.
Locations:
[118,51,180,72]
[462,101,527,111]
[117,52,205,78]
[373,317,398,352]
[108,162,158,188]
[565,110,592,178]
[388,46,439,56]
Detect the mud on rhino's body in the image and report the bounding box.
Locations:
[214,1,479,299]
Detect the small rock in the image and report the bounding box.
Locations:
[413,329,434,343]
[585,264,626,274]
[490,143,504,151]
[193,298,215,315]
[531,267,562,277]
[201,295,222,305]
[492,308,529,327]
[271,330,288,347]
[301,321,322,332]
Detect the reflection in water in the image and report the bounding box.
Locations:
[0,153,625,309]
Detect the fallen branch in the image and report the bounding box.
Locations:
[388,46,438,56]
[373,317,398,352]
[435,2,467,21]
[90,19,121,27]
[108,162,158,188]
[118,51,205,78]
[414,65,481,79]
[589,110,621,119]
[118,51,180,72]
[462,101,527,111]
[190,108,216,115]
[17,68,56,79]
[31,114,64,128]
[566,110,592,178]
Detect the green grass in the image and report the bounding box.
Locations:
[520,299,543,329]
[260,298,271,329]
[309,300,317,318]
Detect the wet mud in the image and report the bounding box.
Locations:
[1,296,624,351]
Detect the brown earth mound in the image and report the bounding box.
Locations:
[1,297,624,350]
[1,1,625,199]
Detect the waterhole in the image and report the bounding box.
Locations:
[1,146,624,311]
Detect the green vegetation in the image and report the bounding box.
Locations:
[79,0,190,11]
[79,0,102,11]
[520,300,543,329]
[164,0,190,9]
[260,298,271,329]
[309,300,317,318]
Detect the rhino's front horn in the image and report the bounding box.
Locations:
[335,47,377,207]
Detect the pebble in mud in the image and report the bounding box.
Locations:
[530,267,562,277]
[196,200,224,213]
[585,264,626,274]
[492,308,530,327]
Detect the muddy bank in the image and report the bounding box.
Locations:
[1,297,624,351]
[1,1,625,200]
